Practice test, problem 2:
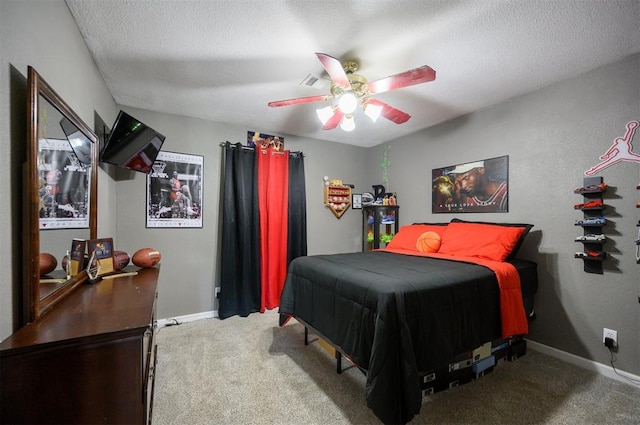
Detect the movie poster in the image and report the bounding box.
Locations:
[432,155,509,213]
[146,151,203,228]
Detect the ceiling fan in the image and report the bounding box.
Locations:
[268,53,436,131]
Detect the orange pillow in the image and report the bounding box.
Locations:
[438,222,526,261]
[386,224,447,252]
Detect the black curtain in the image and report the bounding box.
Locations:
[219,142,260,319]
[287,153,307,263]
[219,143,307,319]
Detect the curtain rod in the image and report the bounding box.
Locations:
[220,142,304,157]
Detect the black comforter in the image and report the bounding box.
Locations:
[278,251,537,424]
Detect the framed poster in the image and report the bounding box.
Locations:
[247,131,284,150]
[352,193,363,209]
[146,151,203,228]
[38,138,91,230]
[432,155,509,213]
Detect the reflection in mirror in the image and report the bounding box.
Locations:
[25,67,98,324]
[37,98,92,231]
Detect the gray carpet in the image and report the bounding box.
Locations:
[152,309,640,424]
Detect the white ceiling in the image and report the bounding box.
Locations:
[65,0,640,148]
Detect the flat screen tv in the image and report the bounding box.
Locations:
[100,111,166,173]
[60,117,93,166]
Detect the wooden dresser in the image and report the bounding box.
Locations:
[0,267,159,424]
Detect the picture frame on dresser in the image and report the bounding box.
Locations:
[88,237,116,278]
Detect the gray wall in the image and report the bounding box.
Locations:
[0,0,118,339]
[367,55,640,375]
[2,0,638,381]
[114,106,369,319]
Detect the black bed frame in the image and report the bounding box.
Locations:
[298,316,528,396]
[299,317,360,374]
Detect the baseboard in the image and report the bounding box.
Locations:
[526,339,640,389]
[157,310,218,328]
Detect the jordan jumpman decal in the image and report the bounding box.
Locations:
[585,121,640,176]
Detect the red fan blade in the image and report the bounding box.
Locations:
[268,94,332,107]
[323,108,344,130]
[316,53,352,89]
[366,65,436,94]
[365,98,411,124]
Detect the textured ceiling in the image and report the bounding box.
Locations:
[65,0,640,148]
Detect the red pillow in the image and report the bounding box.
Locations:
[386,224,448,252]
[438,222,526,261]
[450,218,533,260]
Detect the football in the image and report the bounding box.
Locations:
[113,250,130,270]
[132,248,161,268]
[39,252,57,276]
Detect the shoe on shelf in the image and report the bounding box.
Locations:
[574,200,604,209]
[575,216,606,225]
[575,234,606,242]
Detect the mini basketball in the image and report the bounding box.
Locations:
[416,231,441,253]
[132,248,161,268]
[113,251,131,270]
[39,252,57,276]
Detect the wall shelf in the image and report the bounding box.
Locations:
[574,176,607,274]
[362,205,399,251]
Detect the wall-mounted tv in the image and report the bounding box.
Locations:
[100,111,166,174]
[59,117,93,166]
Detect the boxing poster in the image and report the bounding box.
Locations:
[146,151,203,228]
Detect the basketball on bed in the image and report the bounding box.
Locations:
[113,251,130,270]
[132,248,161,268]
[39,252,57,276]
[416,231,441,253]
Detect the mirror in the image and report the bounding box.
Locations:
[24,66,98,323]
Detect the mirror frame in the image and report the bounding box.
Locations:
[24,66,98,323]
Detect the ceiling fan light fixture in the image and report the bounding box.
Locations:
[316,106,335,125]
[340,114,356,132]
[363,102,383,122]
[268,53,436,131]
[338,91,358,114]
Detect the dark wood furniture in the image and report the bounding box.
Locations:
[362,205,399,251]
[0,267,159,424]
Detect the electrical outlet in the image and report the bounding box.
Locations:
[603,328,618,347]
[214,287,221,299]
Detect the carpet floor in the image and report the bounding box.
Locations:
[152,309,640,424]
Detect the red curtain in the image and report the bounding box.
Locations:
[257,148,289,311]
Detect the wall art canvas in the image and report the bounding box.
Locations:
[432,155,509,213]
[38,138,91,230]
[247,131,284,150]
[146,151,203,228]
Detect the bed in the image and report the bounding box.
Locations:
[278,219,537,424]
